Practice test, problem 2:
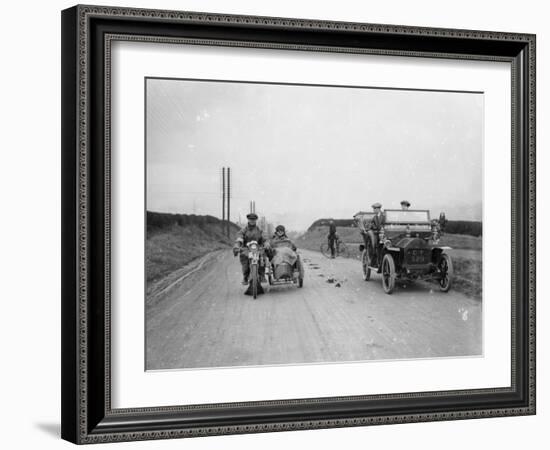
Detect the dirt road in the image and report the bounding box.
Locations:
[146,249,481,370]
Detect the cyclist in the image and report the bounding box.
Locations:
[327,220,339,259]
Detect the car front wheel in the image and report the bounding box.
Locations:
[381,253,396,294]
[438,253,453,292]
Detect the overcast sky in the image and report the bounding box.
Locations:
[146,78,483,231]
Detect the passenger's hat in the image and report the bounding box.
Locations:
[246,213,258,220]
[400,200,411,207]
[371,202,382,208]
[275,225,285,232]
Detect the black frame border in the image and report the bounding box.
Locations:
[61,4,536,444]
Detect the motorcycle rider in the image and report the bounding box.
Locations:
[233,213,266,285]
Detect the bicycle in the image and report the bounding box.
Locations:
[320,238,349,258]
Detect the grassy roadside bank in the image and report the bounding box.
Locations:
[146,213,239,292]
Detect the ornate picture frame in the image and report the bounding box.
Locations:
[61,4,535,444]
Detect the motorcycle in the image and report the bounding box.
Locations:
[247,240,264,298]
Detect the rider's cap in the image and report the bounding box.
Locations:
[400,200,411,207]
[246,213,258,220]
[275,225,285,232]
[372,202,382,208]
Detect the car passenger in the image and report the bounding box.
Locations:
[400,200,411,210]
[370,203,385,263]
[371,203,385,231]
[267,225,299,278]
[269,225,297,252]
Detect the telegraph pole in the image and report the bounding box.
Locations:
[227,167,231,237]
[221,167,226,225]
[221,167,232,237]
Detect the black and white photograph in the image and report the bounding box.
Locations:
[145,77,483,371]
[54,2,538,446]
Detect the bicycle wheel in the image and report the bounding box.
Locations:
[320,243,331,258]
[337,242,349,258]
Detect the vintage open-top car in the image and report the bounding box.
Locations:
[357,209,453,294]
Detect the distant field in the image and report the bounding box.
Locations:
[297,226,482,300]
[451,257,482,300]
[297,226,481,254]
[308,218,482,237]
[439,233,482,251]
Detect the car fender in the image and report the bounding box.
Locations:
[386,246,401,252]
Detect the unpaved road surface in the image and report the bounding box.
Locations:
[146,249,481,370]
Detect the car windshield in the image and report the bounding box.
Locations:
[384,210,430,224]
[354,212,375,221]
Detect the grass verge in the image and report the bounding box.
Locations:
[146,223,235,290]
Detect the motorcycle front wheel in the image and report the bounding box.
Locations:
[250,264,258,299]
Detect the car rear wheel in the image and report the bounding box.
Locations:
[438,253,453,292]
[362,249,371,281]
[381,253,396,294]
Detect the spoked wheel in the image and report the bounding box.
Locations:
[361,249,371,281]
[381,253,396,294]
[438,253,454,292]
[337,242,349,258]
[320,243,332,258]
[266,262,274,286]
[250,264,258,299]
[297,256,305,287]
